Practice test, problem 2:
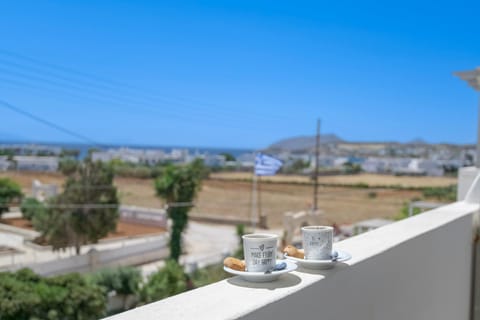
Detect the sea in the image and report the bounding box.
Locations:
[0,140,254,160]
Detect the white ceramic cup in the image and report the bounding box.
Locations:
[302,226,333,260]
[242,233,278,272]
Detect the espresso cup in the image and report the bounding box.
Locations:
[242,233,278,272]
[302,226,333,260]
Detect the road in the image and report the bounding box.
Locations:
[138,221,238,278]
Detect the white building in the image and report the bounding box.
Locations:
[91,148,192,165]
[333,157,349,168]
[201,154,226,167]
[14,156,59,172]
[361,157,391,173]
[91,149,141,164]
[168,149,189,162]
[0,156,11,171]
[142,149,166,165]
[416,159,445,176]
[361,157,444,176]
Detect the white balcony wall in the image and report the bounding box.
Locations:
[242,203,475,320]
[105,199,479,320]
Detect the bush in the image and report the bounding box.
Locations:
[20,197,46,221]
[89,266,141,311]
[59,159,79,175]
[233,224,246,259]
[30,199,54,234]
[367,191,377,199]
[395,203,421,221]
[0,268,106,320]
[139,260,187,304]
[191,263,230,288]
[114,165,153,179]
[422,185,457,202]
[343,162,362,174]
[90,266,141,296]
[0,178,23,217]
[352,182,369,189]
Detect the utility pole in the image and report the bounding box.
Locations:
[313,119,320,211]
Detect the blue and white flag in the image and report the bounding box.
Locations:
[255,153,283,176]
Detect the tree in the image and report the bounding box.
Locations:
[58,159,79,175]
[0,178,23,218]
[0,268,106,320]
[155,163,202,261]
[90,266,141,310]
[283,159,310,174]
[139,260,187,304]
[190,158,210,179]
[343,162,362,174]
[20,197,46,221]
[220,152,236,162]
[233,224,246,259]
[36,160,119,254]
[60,148,80,158]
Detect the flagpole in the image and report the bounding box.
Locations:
[313,118,321,212]
[252,153,282,230]
[257,175,262,228]
[251,168,257,230]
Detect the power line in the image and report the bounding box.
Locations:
[0,99,104,147]
[0,50,291,122]
[0,49,126,88]
[0,74,287,133]
[1,203,119,209]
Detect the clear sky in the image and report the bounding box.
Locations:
[0,0,479,149]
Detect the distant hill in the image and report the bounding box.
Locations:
[407,138,428,145]
[268,134,344,151]
[267,133,475,152]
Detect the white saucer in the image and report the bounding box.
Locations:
[284,249,351,270]
[223,259,297,282]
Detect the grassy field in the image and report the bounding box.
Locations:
[210,172,457,188]
[0,171,456,228]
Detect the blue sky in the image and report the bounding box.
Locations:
[0,0,479,149]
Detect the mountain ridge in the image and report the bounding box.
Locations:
[267,134,474,151]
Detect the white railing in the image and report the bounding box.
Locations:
[105,172,480,320]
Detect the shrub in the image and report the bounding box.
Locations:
[233,224,246,259]
[191,263,230,288]
[395,203,421,221]
[89,266,142,311]
[90,266,141,296]
[0,178,22,217]
[352,182,369,189]
[367,191,377,199]
[139,260,187,304]
[20,197,46,221]
[0,268,106,320]
[422,185,457,202]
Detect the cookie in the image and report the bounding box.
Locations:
[283,245,304,259]
[223,257,246,271]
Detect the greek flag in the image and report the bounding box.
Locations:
[255,153,283,176]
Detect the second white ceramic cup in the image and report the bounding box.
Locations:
[302,226,333,260]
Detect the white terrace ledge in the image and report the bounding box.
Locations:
[106,174,480,320]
